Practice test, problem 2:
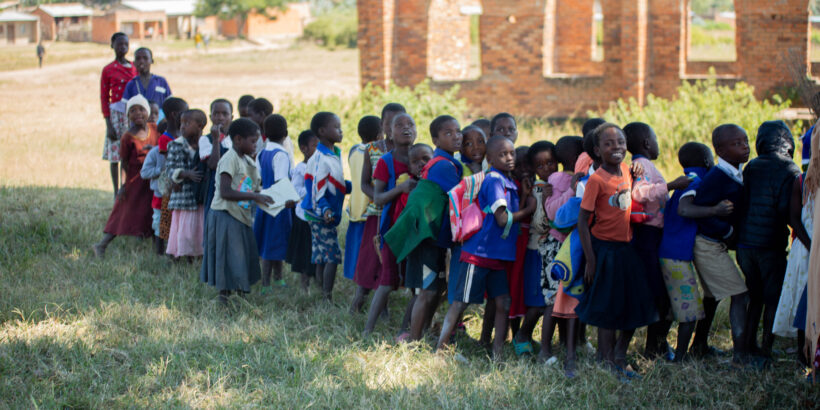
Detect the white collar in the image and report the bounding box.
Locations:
[716,156,743,184]
[265,140,286,152]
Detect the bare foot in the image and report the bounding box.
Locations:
[92,243,105,258]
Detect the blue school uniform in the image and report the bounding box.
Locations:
[692,158,743,244]
[122,74,172,122]
[253,142,292,261]
[658,167,707,261]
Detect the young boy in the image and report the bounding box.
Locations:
[678,124,751,364]
[200,98,233,217]
[248,98,274,158]
[658,142,714,362]
[237,95,254,119]
[287,130,319,292]
[624,122,691,360]
[736,120,800,359]
[254,114,296,292]
[300,112,350,301]
[437,136,536,359]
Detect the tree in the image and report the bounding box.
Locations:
[195,0,288,38]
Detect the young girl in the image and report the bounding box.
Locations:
[490,112,518,143]
[93,95,158,257]
[287,130,319,292]
[121,47,172,121]
[576,123,657,378]
[101,32,137,196]
[165,109,207,259]
[301,112,350,301]
[201,118,272,302]
[363,113,417,336]
[158,97,189,243]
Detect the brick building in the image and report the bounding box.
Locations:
[31,3,93,42]
[358,0,813,117]
[0,10,38,45]
[91,5,166,43]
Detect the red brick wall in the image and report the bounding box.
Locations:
[358,0,813,117]
[427,0,472,81]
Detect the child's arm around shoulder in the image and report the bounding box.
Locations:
[493,176,535,227]
[677,175,733,218]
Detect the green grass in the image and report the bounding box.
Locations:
[1,185,818,407]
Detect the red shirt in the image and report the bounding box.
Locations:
[580,162,633,242]
[373,156,410,223]
[100,60,137,118]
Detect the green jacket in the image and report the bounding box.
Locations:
[384,179,448,262]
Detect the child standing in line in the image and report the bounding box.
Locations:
[121,47,172,120]
[202,118,273,303]
[544,136,584,375]
[490,113,518,144]
[363,113,418,336]
[254,114,296,292]
[166,109,208,259]
[470,119,491,145]
[301,112,350,301]
[624,122,692,360]
[436,136,535,359]
[679,124,751,364]
[237,95,254,119]
[200,98,234,223]
[149,102,160,125]
[351,103,406,313]
[658,142,714,362]
[505,146,534,342]
[93,95,158,257]
[287,130,319,292]
[140,135,166,255]
[514,141,558,358]
[345,116,382,283]
[158,97,189,242]
[575,123,657,378]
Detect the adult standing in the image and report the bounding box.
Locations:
[36,41,45,68]
[100,32,137,197]
[121,47,172,123]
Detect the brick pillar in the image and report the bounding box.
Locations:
[427,0,472,81]
[357,0,393,88]
[646,0,686,99]
[392,0,428,86]
[736,0,809,99]
[608,0,648,105]
[554,0,596,74]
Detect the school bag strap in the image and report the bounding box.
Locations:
[448,170,486,242]
[421,155,454,179]
[378,151,397,242]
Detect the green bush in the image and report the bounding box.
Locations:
[593,71,792,176]
[811,29,820,45]
[279,80,469,159]
[690,25,733,47]
[303,8,357,50]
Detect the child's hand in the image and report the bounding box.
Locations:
[323,209,334,223]
[667,175,691,191]
[254,193,274,206]
[543,183,553,198]
[583,256,596,286]
[402,178,418,193]
[630,162,645,179]
[520,177,533,198]
[184,170,203,183]
[285,200,297,209]
[210,124,222,137]
[712,200,734,216]
[571,172,585,191]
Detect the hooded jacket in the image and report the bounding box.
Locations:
[737,120,800,250]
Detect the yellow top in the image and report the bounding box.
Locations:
[210,149,261,227]
[347,144,369,222]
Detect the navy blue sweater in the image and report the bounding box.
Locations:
[692,167,742,245]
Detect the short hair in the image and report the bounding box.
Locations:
[134,47,153,61]
[228,118,259,140]
[210,98,233,113]
[182,109,207,127]
[471,118,490,130]
[461,125,487,141]
[249,98,273,117]
[162,97,188,115]
[486,135,513,156]
[591,122,624,147]
[582,117,606,138]
[410,143,433,157]
[430,115,457,139]
[623,122,653,155]
[238,95,255,108]
[310,111,337,135]
[357,115,381,142]
[678,142,712,168]
[555,135,584,166]
[263,114,288,141]
[712,124,744,149]
[527,140,557,167]
[490,112,516,134]
[298,129,317,147]
[110,32,127,46]
[381,103,406,119]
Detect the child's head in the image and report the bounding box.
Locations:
[756,120,795,159]
[180,109,207,139]
[148,102,160,124]
[486,136,515,172]
[471,119,491,141]
[263,114,288,143]
[582,117,606,139]
[527,141,558,182]
[381,103,407,140]
[357,115,382,144]
[624,122,659,160]
[229,118,261,157]
[460,125,487,165]
[126,95,150,127]
[209,98,233,131]
[310,111,342,145]
[430,115,462,154]
[161,97,188,130]
[555,135,583,172]
[298,129,319,161]
[592,123,627,167]
[134,47,153,75]
[248,98,273,127]
[678,142,714,169]
[238,95,254,118]
[490,112,518,143]
[391,113,417,147]
[513,146,532,181]
[110,32,128,58]
[409,143,434,177]
[712,124,750,165]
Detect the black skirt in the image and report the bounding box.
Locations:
[286,210,316,275]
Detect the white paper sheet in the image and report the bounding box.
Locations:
[258,178,301,217]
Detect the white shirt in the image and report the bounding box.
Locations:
[716,156,743,184]
[292,161,308,221]
[198,134,232,159]
[256,141,292,183]
[575,164,596,199]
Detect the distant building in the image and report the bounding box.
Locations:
[220,3,311,39]
[0,10,38,45]
[91,5,166,43]
[120,0,199,39]
[31,3,93,42]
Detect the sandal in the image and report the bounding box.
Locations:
[513,340,534,357]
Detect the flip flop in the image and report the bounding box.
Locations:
[513,340,534,357]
